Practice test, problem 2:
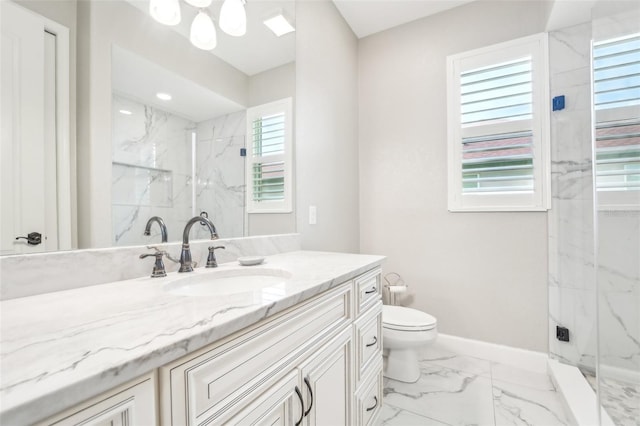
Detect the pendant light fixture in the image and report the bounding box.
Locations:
[184,0,212,7]
[149,0,181,26]
[190,10,217,50]
[219,0,247,37]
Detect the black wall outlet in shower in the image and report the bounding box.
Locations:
[556,326,570,342]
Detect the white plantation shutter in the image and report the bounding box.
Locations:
[593,33,640,203]
[246,98,293,213]
[447,33,550,211]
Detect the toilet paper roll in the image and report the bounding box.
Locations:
[387,285,407,293]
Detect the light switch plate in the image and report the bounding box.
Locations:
[309,205,317,225]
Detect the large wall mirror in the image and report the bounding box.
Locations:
[1,0,296,255]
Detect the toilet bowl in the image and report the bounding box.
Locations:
[382,305,437,383]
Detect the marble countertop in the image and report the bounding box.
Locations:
[0,250,384,425]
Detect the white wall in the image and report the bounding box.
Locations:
[358,0,550,351]
[295,0,360,253]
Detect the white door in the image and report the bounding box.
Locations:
[1,1,61,254]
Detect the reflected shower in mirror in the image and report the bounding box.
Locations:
[111,46,247,246]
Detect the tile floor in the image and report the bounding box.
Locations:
[378,343,570,426]
[585,372,640,426]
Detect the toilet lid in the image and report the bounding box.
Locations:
[382,305,437,331]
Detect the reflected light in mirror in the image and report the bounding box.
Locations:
[156,92,172,100]
[149,0,181,26]
[119,109,133,115]
[185,0,212,7]
[219,0,247,37]
[190,10,217,50]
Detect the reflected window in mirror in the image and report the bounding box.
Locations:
[246,98,293,214]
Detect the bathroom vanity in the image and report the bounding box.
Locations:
[0,250,384,425]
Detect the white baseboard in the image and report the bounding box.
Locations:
[436,333,548,374]
[548,359,615,426]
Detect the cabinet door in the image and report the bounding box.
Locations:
[38,374,156,426]
[298,329,352,426]
[224,371,302,426]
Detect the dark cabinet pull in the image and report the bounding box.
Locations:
[364,286,377,294]
[295,386,304,426]
[365,336,378,347]
[365,396,378,412]
[303,377,313,417]
[15,232,42,245]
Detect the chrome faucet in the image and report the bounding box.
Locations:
[179,216,218,272]
[144,216,168,243]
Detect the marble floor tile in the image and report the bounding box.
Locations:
[419,349,492,378]
[380,343,570,426]
[492,379,569,426]
[383,366,496,426]
[490,362,555,392]
[585,372,640,426]
[377,403,451,426]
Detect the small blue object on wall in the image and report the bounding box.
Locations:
[552,95,565,111]
[240,148,246,157]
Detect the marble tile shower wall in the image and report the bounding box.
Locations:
[548,23,598,370]
[112,94,195,246]
[193,111,246,240]
[597,211,640,375]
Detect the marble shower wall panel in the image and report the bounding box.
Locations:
[112,95,196,246]
[195,110,246,239]
[598,211,640,374]
[548,23,598,369]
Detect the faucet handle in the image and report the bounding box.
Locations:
[140,251,167,278]
[206,246,226,268]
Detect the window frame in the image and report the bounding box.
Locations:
[447,33,551,212]
[245,97,293,214]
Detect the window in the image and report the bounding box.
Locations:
[593,33,640,209]
[246,97,293,213]
[447,34,550,211]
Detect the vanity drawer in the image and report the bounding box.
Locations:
[160,284,352,426]
[354,303,382,387]
[355,361,383,426]
[354,268,381,315]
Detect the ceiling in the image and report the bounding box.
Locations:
[332,0,476,39]
[126,0,295,76]
[112,46,245,122]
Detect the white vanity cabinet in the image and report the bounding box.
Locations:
[37,373,157,426]
[160,268,382,426]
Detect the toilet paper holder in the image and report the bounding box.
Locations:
[384,272,408,306]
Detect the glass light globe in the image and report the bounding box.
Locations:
[149,0,181,26]
[184,0,212,7]
[190,11,217,50]
[219,0,246,37]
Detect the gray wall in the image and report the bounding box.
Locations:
[358,0,550,351]
[295,0,360,253]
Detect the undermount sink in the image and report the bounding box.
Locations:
[163,267,293,297]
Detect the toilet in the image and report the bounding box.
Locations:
[382,305,438,383]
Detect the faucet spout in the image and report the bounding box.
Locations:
[144,216,168,243]
[179,216,218,272]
